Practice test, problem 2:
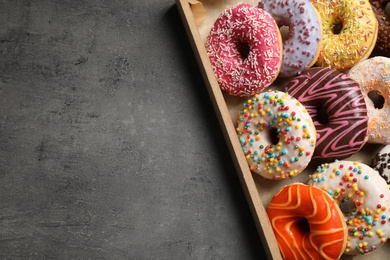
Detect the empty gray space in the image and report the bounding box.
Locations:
[0,1,266,259]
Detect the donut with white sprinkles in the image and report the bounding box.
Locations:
[206,4,283,96]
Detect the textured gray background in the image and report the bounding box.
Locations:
[0,0,266,259]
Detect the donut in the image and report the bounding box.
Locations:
[236,90,316,180]
[284,67,368,162]
[267,183,347,260]
[370,0,390,56]
[308,160,390,255]
[206,4,283,96]
[311,0,378,70]
[371,145,390,185]
[259,0,323,77]
[348,57,390,144]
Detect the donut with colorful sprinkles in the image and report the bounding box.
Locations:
[236,90,316,180]
[308,160,390,255]
[311,0,378,70]
[369,0,390,56]
[206,4,283,96]
[348,56,390,144]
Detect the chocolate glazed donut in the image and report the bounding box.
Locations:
[285,67,368,162]
[370,0,390,56]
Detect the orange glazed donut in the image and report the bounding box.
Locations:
[268,183,347,260]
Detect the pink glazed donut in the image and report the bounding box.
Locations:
[259,0,322,77]
[206,4,283,96]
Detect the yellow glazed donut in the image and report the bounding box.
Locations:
[311,0,378,70]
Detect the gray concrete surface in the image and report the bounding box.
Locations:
[0,0,266,259]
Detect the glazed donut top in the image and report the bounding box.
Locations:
[260,0,323,77]
[347,56,390,143]
[311,0,378,70]
[236,90,316,179]
[308,160,390,255]
[267,183,347,260]
[285,67,368,161]
[206,4,282,96]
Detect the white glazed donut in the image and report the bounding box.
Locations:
[372,145,390,185]
[259,0,322,77]
[348,56,390,144]
[236,90,316,180]
[308,160,390,255]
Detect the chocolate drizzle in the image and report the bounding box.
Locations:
[285,67,368,162]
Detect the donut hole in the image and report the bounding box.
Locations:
[332,22,343,35]
[270,127,280,145]
[386,2,390,18]
[339,199,356,216]
[317,106,329,125]
[279,25,290,42]
[293,217,310,234]
[237,41,250,59]
[367,90,385,109]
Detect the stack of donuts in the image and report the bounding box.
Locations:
[205,1,390,259]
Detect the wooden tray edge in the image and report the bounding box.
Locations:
[175,0,283,259]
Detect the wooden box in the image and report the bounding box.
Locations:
[175,0,389,259]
